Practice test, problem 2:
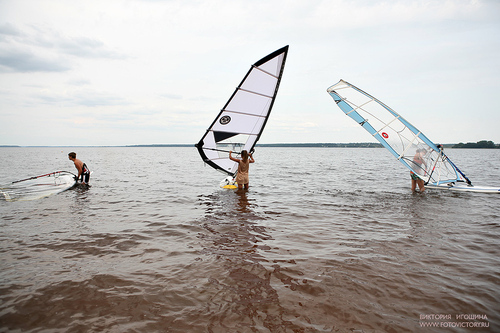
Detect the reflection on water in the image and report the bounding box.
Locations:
[198,189,317,331]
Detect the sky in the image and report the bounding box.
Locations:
[1,0,499,146]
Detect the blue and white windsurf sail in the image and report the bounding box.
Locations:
[326,80,490,191]
[196,46,288,177]
[0,171,77,201]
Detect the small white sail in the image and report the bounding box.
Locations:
[0,171,77,201]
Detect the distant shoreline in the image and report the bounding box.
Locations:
[1,143,388,148]
[1,142,498,148]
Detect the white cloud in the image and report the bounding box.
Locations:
[0,22,127,74]
[0,48,70,72]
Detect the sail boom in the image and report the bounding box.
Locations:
[207,129,259,137]
[398,132,421,161]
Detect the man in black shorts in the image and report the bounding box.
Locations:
[68,152,90,184]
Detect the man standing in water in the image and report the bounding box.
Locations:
[229,150,254,190]
[68,152,90,185]
[410,148,427,192]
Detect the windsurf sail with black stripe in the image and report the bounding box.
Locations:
[0,171,76,201]
[196,45,289,176]
[327,79,472,187]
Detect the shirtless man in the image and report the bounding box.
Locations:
[68,152,90,184]
[410,148,427,192]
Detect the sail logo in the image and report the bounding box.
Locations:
[220,115,231,125]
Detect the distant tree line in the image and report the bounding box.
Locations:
[453,140,499,148]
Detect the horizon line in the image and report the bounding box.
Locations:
[0,142,465,148]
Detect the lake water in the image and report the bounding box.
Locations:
[0,147,499,332]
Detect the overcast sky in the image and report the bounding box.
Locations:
[1,0,499,146]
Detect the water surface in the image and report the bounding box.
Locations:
[1,147,499,332]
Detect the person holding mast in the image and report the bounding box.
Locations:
[229,150,254,190]
[410,148,427,192]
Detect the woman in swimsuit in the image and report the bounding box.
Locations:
[229,150,255,190]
